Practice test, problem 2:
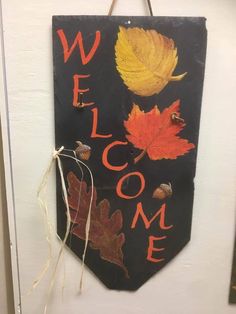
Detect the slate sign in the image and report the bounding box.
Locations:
[52,15,207,290]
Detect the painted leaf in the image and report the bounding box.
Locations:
[67,171,129,277]
[124,100,195,163]
[115,26,187,96]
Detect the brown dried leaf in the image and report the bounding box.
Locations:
[67,172,129,277]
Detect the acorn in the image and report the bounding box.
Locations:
[152,183,172,200]
[75,141,91,160]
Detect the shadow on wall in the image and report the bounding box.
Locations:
[0,121,15,314]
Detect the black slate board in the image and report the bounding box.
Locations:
[52,15,207,290]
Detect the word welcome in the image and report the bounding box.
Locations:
[57,29,174,263]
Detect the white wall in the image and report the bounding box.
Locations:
[1,0,236,313]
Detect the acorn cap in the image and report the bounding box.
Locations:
[152,183,172,200]
[75,141,91,160]
[159,183,172,197]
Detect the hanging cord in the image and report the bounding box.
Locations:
[147,0,153,16]
[108,0,117,16]
[108,0,154,16]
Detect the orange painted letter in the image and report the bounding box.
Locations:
[73,74,94,107]
[91,108,112,138]
[57,29,101,64]
[147,235,166,263]
[102,141,128,171]
[116,172,145,200]
[131,202,173,230]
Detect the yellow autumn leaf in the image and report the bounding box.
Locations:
[115,26,187,97]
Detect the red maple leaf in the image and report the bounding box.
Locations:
[124,100,195,163]
[67,171,129,278]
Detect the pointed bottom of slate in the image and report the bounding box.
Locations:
[60,233,190,291]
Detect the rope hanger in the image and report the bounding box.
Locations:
[108,0,154,16]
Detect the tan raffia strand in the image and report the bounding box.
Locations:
[27,146,94,314]
[59,152,94,294]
